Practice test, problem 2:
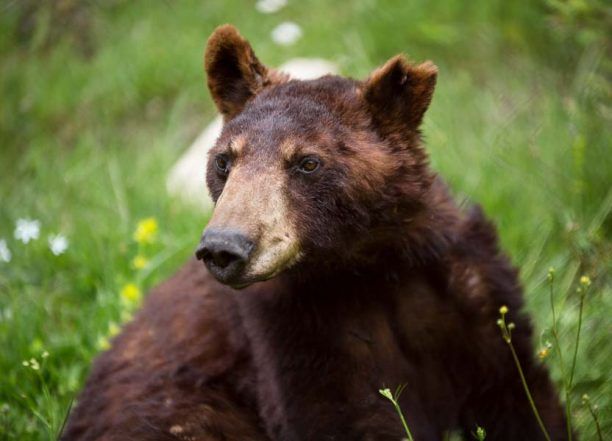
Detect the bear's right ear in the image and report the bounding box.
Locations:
[205,25,276,119]
[362,55,437,135]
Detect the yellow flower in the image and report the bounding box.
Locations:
[579,275,591,287]
[131,255,149,270]
[97,335,111,351]
[120,310,133,323]
[108,322,120,337]
[538,348,550,360]
[499,305,508,315]
[133,218,158,244]
[120,283,141,304]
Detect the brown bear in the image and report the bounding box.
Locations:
[62,25,569,441]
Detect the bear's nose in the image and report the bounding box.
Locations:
[195,229,254,285]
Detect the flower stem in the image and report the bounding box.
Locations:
[569,291,585,388]
[549,272,573,441]
[379,387,414,441]
[585,402,603,441]
[393,399,414,441]
[506,341,552,441]
[498,305,551,441]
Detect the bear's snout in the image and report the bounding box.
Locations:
[196,229,254,286]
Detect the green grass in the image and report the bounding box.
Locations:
[0,0,610,439]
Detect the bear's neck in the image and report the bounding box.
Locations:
[389,176,462,266]
[290,176,462,282]
[226,178,462,438]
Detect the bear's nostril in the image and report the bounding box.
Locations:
[195,244,211,262]
[195,229,254,284]
[212,250,238,269]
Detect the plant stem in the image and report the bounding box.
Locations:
[507,341,552,441]
[569,292,585,388]
[379,387,414,441]
[585,402,603,441]
[549,275,573,441]
[392,400,414,441]
[564,393,573,441]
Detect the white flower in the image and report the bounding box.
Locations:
[0,239,11,263]
[256,0,287,14]
[271,22,302,46]
[48,234,69,256]
[14,218,41,244]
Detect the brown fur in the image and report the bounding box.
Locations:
[62,25,569,440]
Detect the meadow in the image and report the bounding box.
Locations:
[0,0,610,439]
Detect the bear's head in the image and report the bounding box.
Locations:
[196,25,451,288]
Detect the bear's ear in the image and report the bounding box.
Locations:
[362,55,437,134]
[205,25,272,119]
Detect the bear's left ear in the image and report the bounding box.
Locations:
[205,25,280,119]
[362,55,437,134]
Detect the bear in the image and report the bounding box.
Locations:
[61,24,569,441]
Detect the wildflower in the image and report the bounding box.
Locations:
[131,255,148,270]
[582,394,600,412]
[547,267,555,282]
[538,341,552,360]
[0,239,11,263]
[14,218,40,244]
[474,426,486,441]
[497,307,513,343]
[48,234,68,255]
[378,388,393,400]
[97,335,111,351]
[271,22,302,46]
[108,322,120,337]
[22,358,40,370]
[255,0,287,14]
[120,283,142,304]
[120,309,133,323]
[579,275,591,288]
[133,218,158,244]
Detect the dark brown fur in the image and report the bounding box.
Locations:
[62,25,568,440]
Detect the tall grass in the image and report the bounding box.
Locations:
[0,0,609,439]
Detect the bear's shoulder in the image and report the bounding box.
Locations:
[61,260,263,440]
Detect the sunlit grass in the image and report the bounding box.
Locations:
[0,0,609,439]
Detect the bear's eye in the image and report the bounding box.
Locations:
[215,154,230,176]
[297,157,320,174]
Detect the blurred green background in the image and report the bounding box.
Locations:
[0,0,610,439]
